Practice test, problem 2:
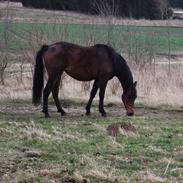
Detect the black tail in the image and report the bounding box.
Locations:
[32,45,48,106]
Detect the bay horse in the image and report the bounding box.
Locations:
[32,42,137,118]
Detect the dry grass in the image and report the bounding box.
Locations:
[133,64,183,106]
[1,60,183,107]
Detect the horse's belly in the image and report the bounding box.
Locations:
[65,69,96,81]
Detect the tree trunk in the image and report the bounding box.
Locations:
[0,70,5,85]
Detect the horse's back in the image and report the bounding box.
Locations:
[43,42,115,81]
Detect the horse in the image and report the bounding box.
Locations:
[32,42,137,118]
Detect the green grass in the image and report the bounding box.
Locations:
[1,22,183,54]
[0,99,183,182]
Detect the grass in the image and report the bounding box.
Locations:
[0,99,183,182]
[1,22,183,54]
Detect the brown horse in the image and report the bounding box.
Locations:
[32,42,137,118]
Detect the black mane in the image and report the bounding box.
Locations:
[94,44,116,59]
[94,44,133,91]
[113,54,133,91]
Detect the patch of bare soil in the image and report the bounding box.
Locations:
[0,128,10,135]
[0,96,126,117]
[141,172,164,183]
[0,105,39,114]
[0,101,177,120]
[107,122,137,137]
[61,177,88,183]
[39,167,67,177]
[24,150,41,158]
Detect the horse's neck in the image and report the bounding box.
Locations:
[114,57,133,92]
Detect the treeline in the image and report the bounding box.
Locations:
[11,0,173,19]
[169,0,183,8]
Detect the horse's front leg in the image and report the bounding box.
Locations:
[52,74,66,116]
[99,80,108,117]
[85,79,99,115]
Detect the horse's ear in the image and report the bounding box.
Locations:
[133,81,137,88]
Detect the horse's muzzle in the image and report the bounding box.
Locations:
[127,111,134,116]
[126,105,134,116]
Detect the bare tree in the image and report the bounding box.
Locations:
[92,0,119,45]
[0,51,7,85]
[159,0,168,19]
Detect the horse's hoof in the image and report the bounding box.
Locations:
[45,113,50,118]
[61,111,66,116]
[86,111,91,116]
[102,113,107,117]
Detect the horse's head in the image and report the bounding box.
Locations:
[122,81,137,116]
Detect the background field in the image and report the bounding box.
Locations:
[0,3,183,183]
[1,22,183,53]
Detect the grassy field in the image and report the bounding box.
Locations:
[1,3,183,55]
[1,22,183,54]
[0,99,183,182]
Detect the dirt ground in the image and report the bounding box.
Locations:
[0,98,181,119]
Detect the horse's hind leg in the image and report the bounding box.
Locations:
[52,74,66,116]
[43,74,57,118]
[85,79,99,115]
